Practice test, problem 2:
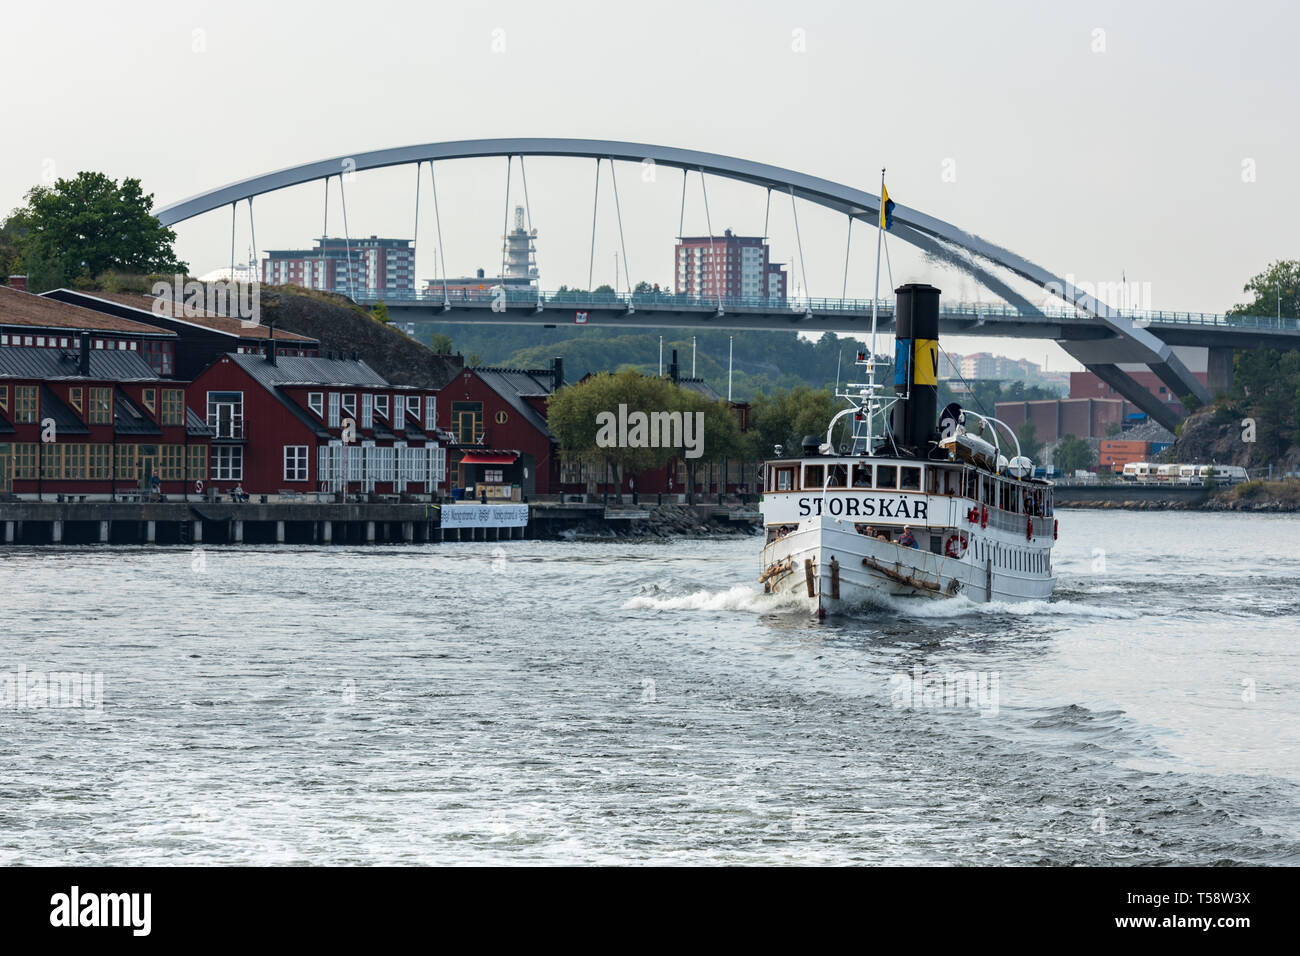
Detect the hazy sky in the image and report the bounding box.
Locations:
[4,0,1296,369]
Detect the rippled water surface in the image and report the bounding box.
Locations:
[2,509,1298,864]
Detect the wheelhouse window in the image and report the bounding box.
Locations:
[776,467,794,491]
[900,466,921,491]
[826,463,848,487]
[803,464,824,488]
[852,463,872,487]
[876,465,897,490]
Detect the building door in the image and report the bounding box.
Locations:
[138,446,158,493]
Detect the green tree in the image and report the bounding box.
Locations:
[1055,435,1095,474]
[1228,259,1300,318]
[748,385,850,459]
[428,333,453,355]
[10,173,186,287]
[1015,420,1043,463]
[370,300,391,324]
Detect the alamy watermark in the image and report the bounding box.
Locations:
[889,665,999,717]
[1041,274,1152,314]
[595,404,705,459]
[152,275,261,328]
[1,665,104,712]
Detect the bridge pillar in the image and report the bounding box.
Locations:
[5,521,15,544]
[232,520,243,543]
[145,520,155,543]
[51,520,63,544]
[1207,347,1235,396]
[365,521,375,544]
[99,521,110,543]
[192,520,203,544]
[1084,364,1182,432]
[322,521,332,543]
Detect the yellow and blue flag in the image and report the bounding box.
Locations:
[880,184,896,231]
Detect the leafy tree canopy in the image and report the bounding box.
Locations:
[4,172,186,290]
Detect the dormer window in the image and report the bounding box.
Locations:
[308,392,324,417]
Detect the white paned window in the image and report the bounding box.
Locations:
[406,396,420,425]
[362,393,373,429]
[308,392,323,417]
[424,394,436,430]
[328,392,340,428]
[376,394,389,420]
[391,392,403,430]
[284,445,309,482]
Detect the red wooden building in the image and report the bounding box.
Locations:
[188,347,446,498]
[0,335,212,498]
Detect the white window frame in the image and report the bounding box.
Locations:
[213,446,243,481]
[361,392,374,429]
[423,394,436,430]
[308,392,324,417]
[391,392,403,430]
[328,392,340,428]
[406,396,420,424]
[375,394,389,420]
[283,445,309,482]
[342,393,357,418]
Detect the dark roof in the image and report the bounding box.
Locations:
[471,367,557,439]
[51,290,317,343]
[1,286,176,335]
[39,385,89,435]
[228,352,390,387]
[187,406,215,437]
[677,376,724,401]
[0,347,160,382]
[114,388,161,435]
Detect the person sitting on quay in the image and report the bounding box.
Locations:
[232,483,249,503]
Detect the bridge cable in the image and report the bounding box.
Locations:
[762,187,771,239]
[788,186,810,312]
[339,173,354,302]
[230,203,236,281]
[500,155,512,285]
[247,197,257,289]
[428,162,450,309]
[841,214,852,300]
[587,159,601,292]
[608,159,632,297]
[699,170,722,314]
[518,156,542,308]
[411,161,421,297]
[320,178,329,291]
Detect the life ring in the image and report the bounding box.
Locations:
[944,533,968,558]
[967,506,979,524]
[980,505,988,529]
[1026,516,1033,540]
[194,480,204,494]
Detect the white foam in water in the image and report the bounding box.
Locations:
[623,584,804,614]
[885,594,1139,620]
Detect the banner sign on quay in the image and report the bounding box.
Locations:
[440,504,530,528]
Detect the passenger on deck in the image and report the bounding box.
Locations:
[897,526,918,548]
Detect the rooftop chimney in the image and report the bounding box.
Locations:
[7,275,27,292]
[552,356,564,390]
[264,323,276,365]
[669,349,680,385]
[79,332,90,376]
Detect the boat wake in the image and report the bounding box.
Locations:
[622,584,804,614]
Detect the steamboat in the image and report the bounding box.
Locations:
[758,283,1058,616]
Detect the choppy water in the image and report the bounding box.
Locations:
[1,510,1298,865]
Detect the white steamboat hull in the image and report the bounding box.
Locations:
[759,516,1055,616]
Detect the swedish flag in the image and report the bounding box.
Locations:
[880,184,896,231]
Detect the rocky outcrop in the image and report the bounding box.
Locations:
[260,287,464,389]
